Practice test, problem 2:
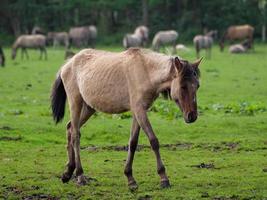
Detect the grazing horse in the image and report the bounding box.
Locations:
[220,24,254,51]
[193,30,217,59]
[12,35,47,60]
[51,48,202,189]
[152,30,178,54]
[0,46,5,67]
[69,26,97,48]
[123,25,149,49]
[47,32,69,48]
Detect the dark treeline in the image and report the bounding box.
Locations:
[0,0,266,45]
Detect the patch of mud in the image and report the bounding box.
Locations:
[194,142,239,152]
[0,136,22,141]
[23,194,59,200]
[138,194,152,200]
[213,195,239,200]
[82,142,192,152]
[191,163,218,169]
[0,126,14,131]
[6,186,23,194]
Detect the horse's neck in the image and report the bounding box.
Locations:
[146,53,173,86]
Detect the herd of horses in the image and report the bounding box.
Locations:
[0,24,254,64]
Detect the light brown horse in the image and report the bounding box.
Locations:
[51,48,202,189]
[220,24,254,51]
[12,35,47,60]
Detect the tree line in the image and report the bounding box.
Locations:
[0,0,266,45]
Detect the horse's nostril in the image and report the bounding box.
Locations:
[188,112,193,121]
[187,112,197,123]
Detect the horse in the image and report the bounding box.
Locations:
[46,32,69,48]
[220,24,254,51]
[123,25,149,49]
[229,40,252,54]
[51,48,202,189]
[69,26,97,48]
[0,46,5,67]
[12,35,47,60]
[152,30,178,54]
[32,26,45,35]
[193,30,217,59]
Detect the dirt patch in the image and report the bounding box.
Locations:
[194,142,239,152]
[0,136,22,141]
[0,126,14,131]
[82,142,192,152]
[191,163,218,169]
[23,194,59,200]
[213,195,239,200]
[138,194,152,200]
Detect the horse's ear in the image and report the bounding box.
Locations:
[192,57,203,68]
[174,57,183,72]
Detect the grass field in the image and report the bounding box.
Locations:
[0,44,267,200]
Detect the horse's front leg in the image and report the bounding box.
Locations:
[124,116,140,190]
[133,106,170,188]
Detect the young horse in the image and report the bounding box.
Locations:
[123,26,149,49]
[193,30,217,59]
[51,48,202,189]
[152,30,178,54]
[12,35,47,60]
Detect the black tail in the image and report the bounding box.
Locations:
[51,75,66,123]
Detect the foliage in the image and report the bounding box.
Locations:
[0,0,267,45]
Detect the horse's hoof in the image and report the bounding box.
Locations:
[128,181,138,191]
[160,180,171,189]
[61,172,72,183]
[76,175,87,186]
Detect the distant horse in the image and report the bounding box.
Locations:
[12,35,47,60]
[123,26,149,49]
[51,48,202,189]
[47,32,69,48]
[32,26,45,35]
[152,30,178,54]
[229,39,252,54]
[193,30,217,59]
[220,24,254,51]
[69,26,97,48]
[0,46,5,67]
[134,26,149,47]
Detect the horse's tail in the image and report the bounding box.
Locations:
[51,74,66,123]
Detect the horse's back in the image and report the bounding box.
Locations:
[61,49,132,113]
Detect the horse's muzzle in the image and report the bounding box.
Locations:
[184,111,197,123]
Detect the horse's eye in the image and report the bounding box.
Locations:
[181,86,187,90]
[193,71,197,77]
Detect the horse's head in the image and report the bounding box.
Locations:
[170,57,202,123]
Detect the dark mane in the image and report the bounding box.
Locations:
[180,60,200,80]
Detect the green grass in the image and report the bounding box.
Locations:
[0,45,267,200]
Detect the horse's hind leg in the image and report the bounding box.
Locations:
[61,102,95,184]
[124,116,140,190]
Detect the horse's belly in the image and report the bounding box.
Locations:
[79,77,130,114]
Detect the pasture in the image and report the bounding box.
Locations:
[0,45,267,199]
